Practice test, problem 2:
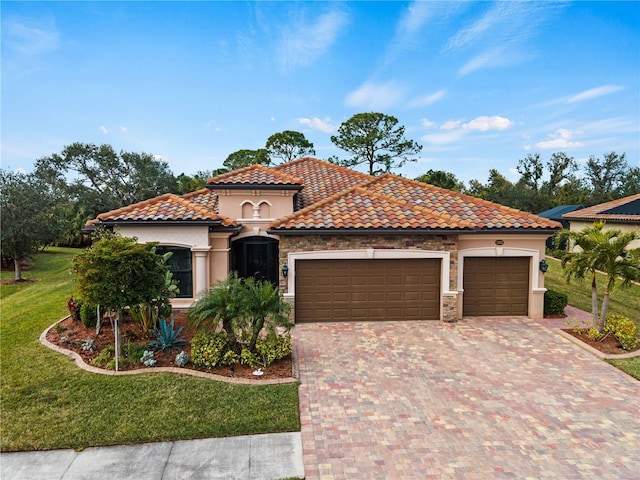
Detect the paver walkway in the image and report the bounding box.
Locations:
[293,317,640,479]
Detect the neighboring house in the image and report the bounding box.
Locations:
[537,205,584,250]
[562,194,640,250]
[87,157,561,321]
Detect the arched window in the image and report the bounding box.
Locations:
[156,246,193,298]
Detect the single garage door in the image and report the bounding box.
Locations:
[295,258,440,322]
[463,257,530,316]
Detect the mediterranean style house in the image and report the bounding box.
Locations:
[562,193,640,250]
[87,157,561,322]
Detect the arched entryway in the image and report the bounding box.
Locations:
[231,236,279,285]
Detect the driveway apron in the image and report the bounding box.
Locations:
[293,318,640,479]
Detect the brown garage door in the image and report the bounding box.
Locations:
[463,257,530,316]
[295,258,440,322]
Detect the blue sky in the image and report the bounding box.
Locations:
[2,1,639,184]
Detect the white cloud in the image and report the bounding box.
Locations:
[278,9,349,69]
[397,1,433,35]
[440,120,462,130]
[345,81,406,109]
[119,126,128,132]
[99,126,108,134]
[567,85,624,103]
[422,129,466,145]
[421,118,436,129]
[408,89,446,108]
[298,116,337,133]
[4,17,59,55]
[463,116,513,131]
[534,128,583,149]
[423,115,514,145]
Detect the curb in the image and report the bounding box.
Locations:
[554,328,640,360]
[40,317,299,385]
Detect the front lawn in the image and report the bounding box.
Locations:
[544,256,640,380]
[0,248,299,452]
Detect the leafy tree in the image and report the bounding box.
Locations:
[517,153,544,191]
[34,142,177,217]
[619,166,640,197]
[222,149,271,171]
[72,234,170,365]
[175,170,214,194]
[555,221,640,329]
[0,170,63,280]
[265,130,315,163]
[242,277,292,352]
[330,112,422,175]
[415,169,466,192]
[584,151,630,204]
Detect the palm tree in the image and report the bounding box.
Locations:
[187,273,245,351]
[555,221,639,329]
[242,277,292,353]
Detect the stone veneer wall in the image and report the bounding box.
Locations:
[278,234,459,322]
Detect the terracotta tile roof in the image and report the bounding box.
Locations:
[364,175,562,230]
[90,193,237,227]
[269,185,476,231]
[207,164,303,188]
[181,188,219,212]
[563,194,640,223]
[274,157,371,209]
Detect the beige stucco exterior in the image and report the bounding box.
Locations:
[568,220,640,250]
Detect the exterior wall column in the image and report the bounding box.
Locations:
[191,247,211,298]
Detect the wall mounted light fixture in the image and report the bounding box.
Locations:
[281,264,289,278]
[539,259,549,273]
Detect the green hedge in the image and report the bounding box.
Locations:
[544,288,568,316]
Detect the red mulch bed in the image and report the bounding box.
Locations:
[46,313,294,381]
[562,328,640,355]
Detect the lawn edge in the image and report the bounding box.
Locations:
[554,328,640,360]
[40,317,299,385]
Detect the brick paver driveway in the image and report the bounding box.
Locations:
[293,318,640,479]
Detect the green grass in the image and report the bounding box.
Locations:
[607,357,640,381]
[0,248,299,452]
[544,256,640,380]
[544,256,640,324]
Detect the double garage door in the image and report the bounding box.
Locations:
[295,258,440,323]
[463,257,530,316]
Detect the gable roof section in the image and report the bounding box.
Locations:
[207,164,303,190]
[563,194,640,223]
[89,193,237,227]
[274,157,371,209]
[269,185,475,232]
[366,175,561,230]
[181,188,219,211]
[269,173,561,233]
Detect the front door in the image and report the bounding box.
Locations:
[231,236,279,285]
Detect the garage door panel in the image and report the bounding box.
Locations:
[463,257,529,316]
[296,258,440,322]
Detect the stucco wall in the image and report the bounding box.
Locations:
[214,189,296,223]
[569,220,640,250]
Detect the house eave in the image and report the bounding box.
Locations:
[267,227,560,236]
[207,183,303,191]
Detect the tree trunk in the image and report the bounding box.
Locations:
[600,290,611,329]
[115,310,122,371]
[249,317,265,353]
[591,275,600,329]
[14,258,22,281]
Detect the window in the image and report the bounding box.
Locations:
[156,246,193,298]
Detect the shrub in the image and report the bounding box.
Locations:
[586,327,602,341]
[604,314,638,351]
[191,331,231,369]
[174,350,189,367]
[255,334,292,367]
[240,347,260,368]
[140,350,157,367]
[148,318,187,352]
[80,302,99,328]
[544,289,568,316]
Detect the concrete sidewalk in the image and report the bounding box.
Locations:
[0,432,304,480]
